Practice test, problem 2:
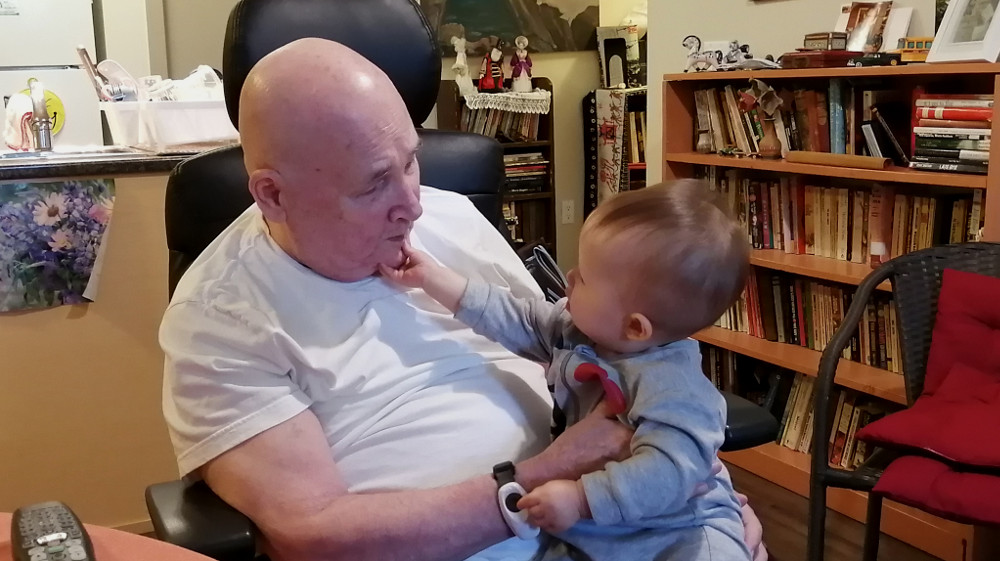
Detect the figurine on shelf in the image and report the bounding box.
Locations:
[450,36,476,97]
[478,38,505,93]
[510,35,533,93]
[682,35,720,72]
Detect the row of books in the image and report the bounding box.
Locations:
[459,106,543,142]
[717,270,904,373]
[698,345,896,470]
[626,110,648,165]
[502,200,548,246]
[908,93,993,175]
[692,82,996,177]
[774,373,890,470]
[701,167,986,265]
[504,152,549,194]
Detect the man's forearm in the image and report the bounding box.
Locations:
[264,475,512,561]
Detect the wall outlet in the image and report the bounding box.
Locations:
[561,200,575,224]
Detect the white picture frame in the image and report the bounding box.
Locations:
[927,0,1000,63]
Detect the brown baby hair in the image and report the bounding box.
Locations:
[583,179,750,340]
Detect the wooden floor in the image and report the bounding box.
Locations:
[727,463,944,561]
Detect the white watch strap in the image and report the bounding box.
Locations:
[497,481,539,539]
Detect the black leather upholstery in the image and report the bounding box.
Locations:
[720,392,780,452]
[145,481,256,561]
[223,0,440,128]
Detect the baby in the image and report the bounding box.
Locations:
[381,180,752,561]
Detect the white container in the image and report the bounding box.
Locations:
[142,100,238,149]
[100,99,238,151]
[100,101,142,147]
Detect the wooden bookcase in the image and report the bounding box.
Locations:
[662,63,1000,561]
[436,77,556,256]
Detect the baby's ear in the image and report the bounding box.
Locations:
[625,313,653,342]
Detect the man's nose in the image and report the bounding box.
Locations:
[389,182,422,222]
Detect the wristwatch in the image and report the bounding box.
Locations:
[492,462,539,539]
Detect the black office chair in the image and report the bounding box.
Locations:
[144,1,776,558]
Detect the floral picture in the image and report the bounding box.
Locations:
[0,179,115,312]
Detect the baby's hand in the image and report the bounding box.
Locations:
[516,479,589,534]
[378,242,439,288]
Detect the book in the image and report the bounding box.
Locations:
[915,106,993,121]
[829,79,846,154]
[913,148,990,161]
[913,127,991,138]
[917,119,992,129]
[912,155,990,167]
[868,184,895,266]
[872,106,910,165]
[909,160,989,174]
[915,94,994,108]
[915,137,990,150]
[777,375,803,444]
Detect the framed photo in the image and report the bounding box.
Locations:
[927,0,1000,63]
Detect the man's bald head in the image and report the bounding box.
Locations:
[239,38,410,172]
[236,38,422,283]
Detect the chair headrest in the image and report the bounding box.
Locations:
[222,0,441,128]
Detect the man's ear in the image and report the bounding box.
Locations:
[248,168,287,223]
[625,313,653,342]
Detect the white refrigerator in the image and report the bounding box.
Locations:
[0,0,103,148]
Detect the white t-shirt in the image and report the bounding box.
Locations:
[160,186,552,560]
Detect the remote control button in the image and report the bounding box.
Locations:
[29,546,45,555]
[36,532,68,545]
[30,553,47,561]
[68,547,87,560]
[45,545,65,554]
[64,539,81,546]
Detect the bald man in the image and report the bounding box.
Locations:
[160,38,766,561]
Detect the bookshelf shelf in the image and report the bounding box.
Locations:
[721,442,971,561]
[664,152,987,189]
[503,140,552,149]
[696,326,906,404]
[506,191,554,202]
[664,62,1000,82]
[750,250,892,291]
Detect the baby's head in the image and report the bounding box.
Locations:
[566,180,749,353]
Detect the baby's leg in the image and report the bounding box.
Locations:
[653,525,750,561]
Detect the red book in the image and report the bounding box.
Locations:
[794,279,808,348]
[917,118,991,129]
[915,107,993,121]
[910,85,926,157]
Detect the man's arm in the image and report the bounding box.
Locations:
[201,404,634,561]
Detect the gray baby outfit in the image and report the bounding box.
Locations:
[456,280,752,561]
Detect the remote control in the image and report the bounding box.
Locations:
[11,501,94,561]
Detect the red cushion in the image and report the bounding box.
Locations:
[923,269,1000,396]
[873,455,1000,526]
[857,363,1000,466]
[856,269,1000,468]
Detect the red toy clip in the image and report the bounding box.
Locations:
[573,363,627,415]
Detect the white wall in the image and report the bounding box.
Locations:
[97,0,168,78]
[646,0,935,184]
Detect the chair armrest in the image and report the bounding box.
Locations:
[145,480,257,561]
[720,391,779,452]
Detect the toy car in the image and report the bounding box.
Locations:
[847,52,902,67]
[895,36,934,63]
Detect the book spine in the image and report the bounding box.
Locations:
[917,118,991,129]
[970,189,984,241]
[915,98,994,108]
[761,180,773,249]
[908,161,990,174]
[837,188,850,261]
[915,107,993,121]
[829,79,846,154]
[915,137,991,150]
[913,148,990,161]
[913,127,992,138]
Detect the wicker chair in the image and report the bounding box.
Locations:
[806,242,1000,561]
